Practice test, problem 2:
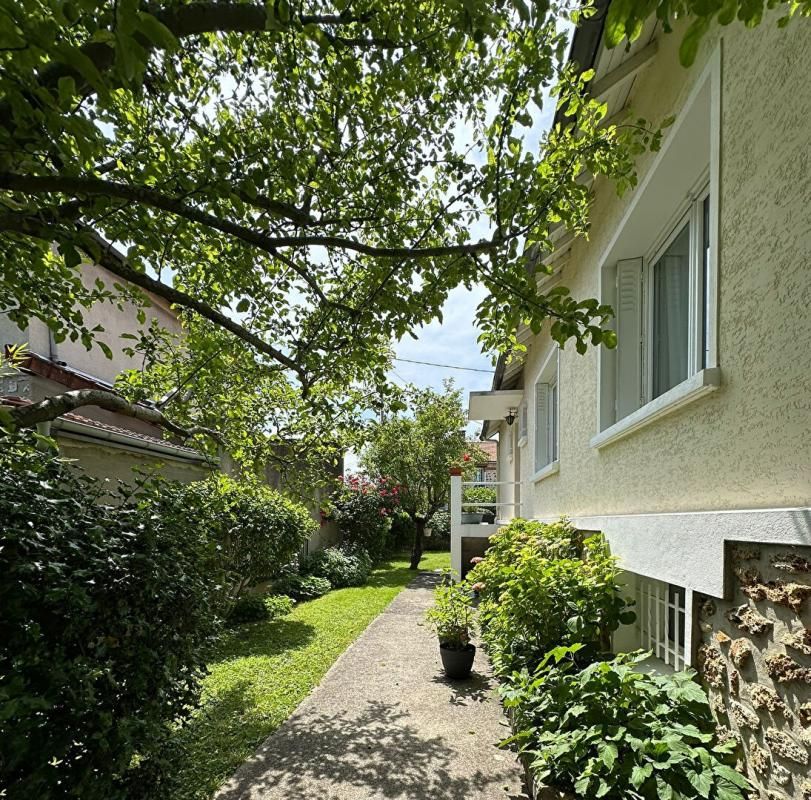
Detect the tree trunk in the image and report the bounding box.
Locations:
[409,516,426,570]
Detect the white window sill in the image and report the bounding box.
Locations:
[530,460,559,484]
[591,367,721,450]
[517,435,527,449]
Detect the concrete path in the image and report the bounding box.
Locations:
[215,571,528,800]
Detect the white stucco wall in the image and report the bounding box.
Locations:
[508,16,810,524]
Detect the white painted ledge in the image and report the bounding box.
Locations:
[590,367,721,450]
[531,460,560,484]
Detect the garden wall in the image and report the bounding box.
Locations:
[695,542,811,800]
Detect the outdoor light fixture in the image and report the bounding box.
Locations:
[504,407,517,426]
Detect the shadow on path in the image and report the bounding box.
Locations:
[219,700,523,800]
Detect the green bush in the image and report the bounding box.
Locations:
[467,518,634,674]
[462,485,496,511]
[264,593,295,618]
[502,647,750,800]
[164,474,317,613]
[273,573,332,601]
[330,474,399,561]
[425,509,450,550]
[0,434,217,800]
[227,593,294,625]
[301,546,372,588]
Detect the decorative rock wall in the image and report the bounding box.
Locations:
[696,542,811,800]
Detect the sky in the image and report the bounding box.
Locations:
[344,46,564,474]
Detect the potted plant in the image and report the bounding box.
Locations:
[462,485,496,524]
[426,575,476,679]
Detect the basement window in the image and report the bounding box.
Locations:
[636,576,686,671]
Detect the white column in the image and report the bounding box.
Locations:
[450,472,463,580]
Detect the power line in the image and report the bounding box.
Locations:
[393,357,494,374]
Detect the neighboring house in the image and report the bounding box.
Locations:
[0,260,213,483]
[454,7,811,797]
[1,258,340,555]
[472,439,497,483]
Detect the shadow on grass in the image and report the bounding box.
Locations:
[209,617,316,661]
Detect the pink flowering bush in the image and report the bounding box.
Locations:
[328,474,402,561]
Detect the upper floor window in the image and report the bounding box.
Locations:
[534,349,559,473]
[597,48,720,436]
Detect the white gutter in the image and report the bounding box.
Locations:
[52,416,215,466]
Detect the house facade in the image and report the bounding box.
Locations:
[0,259,213,483]
[455,9,811,798]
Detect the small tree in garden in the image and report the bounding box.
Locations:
[363,382,481,569]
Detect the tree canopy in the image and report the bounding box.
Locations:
[362,381,479,567]
[1,0,805,471]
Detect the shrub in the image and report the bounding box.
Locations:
[164,474,317,613]
[425,509,450,550]
[264,593,295,619]
[0,434,217,800]
[389,509,416,550]
[467,518,634,674]
[227,593,294,625]
[273,573,332,601]
[330,474,400,561]
[462,485,496,511]
[301,546,371,588]
[502,647,750,800]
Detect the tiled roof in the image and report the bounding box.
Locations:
[469,439,497,463]
[1,395,203,457]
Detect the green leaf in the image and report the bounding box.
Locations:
[136,12,180,50]
[679,17,711,67]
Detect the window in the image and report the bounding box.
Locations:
[635,576,686,671]
[518,401,528,444]
[596,49,720,439]
[534,349,559,473]
[607,185,711,424]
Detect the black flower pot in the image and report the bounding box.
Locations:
[439,642,476,679]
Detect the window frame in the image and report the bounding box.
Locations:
[532,347,560,482]
[642,177,710,405]
[593,46,721,448]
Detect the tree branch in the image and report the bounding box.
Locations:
[3,388,222,443]
[0,4,385,130]
[0,172,503,260]
[0,210,307,379]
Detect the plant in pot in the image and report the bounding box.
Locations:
[462,485,496,524]
[426,576,476,679]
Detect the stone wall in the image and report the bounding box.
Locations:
[696,542,811,800]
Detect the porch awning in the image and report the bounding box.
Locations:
[468,389,524,421]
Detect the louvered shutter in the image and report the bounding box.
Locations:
[615,258,643,420]
[534,382,549,470]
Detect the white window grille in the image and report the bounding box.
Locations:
[635,577,686,671]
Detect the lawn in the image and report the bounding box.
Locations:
[166,550,450,800]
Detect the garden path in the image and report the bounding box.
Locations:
[215,571,527,800]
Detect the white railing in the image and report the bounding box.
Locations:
[449,473,521,579]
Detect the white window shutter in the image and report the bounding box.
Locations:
[534,382,549,470]
[615,258,643,420]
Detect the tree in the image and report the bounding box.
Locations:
[0,0,804,461]
[362,382,479,569]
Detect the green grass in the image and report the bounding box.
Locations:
[165,550,450,800]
